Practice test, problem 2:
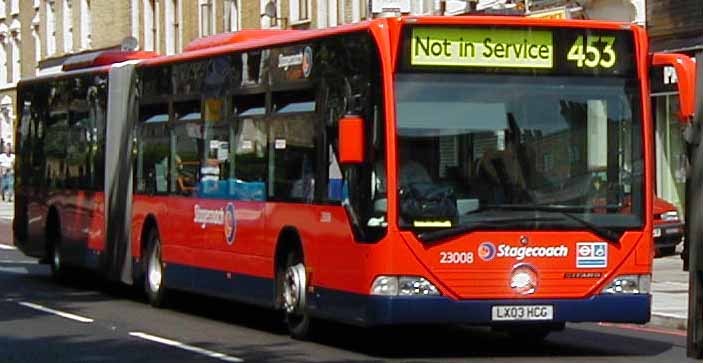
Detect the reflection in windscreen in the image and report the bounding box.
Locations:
[395,73,643,229]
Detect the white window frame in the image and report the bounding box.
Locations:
[224,0,240,32]
[351,0,360,23]
[131,0,139,41]
[198,0,215,37]
[260,0,280,29]
[143,0,158,52]
[9,0,17,15]
[0,25,7,86]
[0,1,6,19]
[46,0,56,56]
[289,0,311,25]
[9,22,19,84]
[79,0,91,50]
[32,15,41,70]
[63,0,73,52]
[165,0,180,55]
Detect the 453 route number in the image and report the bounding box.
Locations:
[567,35,616,69]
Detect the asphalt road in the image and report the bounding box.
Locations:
[0,202,697,362]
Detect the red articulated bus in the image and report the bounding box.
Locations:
[14,16,696,340]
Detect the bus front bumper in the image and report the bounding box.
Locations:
[364,294,651,326]
[311,291,651,326]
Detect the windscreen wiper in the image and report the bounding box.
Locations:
[478,204,623,245]
[418,216,562,243]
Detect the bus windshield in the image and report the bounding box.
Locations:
[395,73,643,232]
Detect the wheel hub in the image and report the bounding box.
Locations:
[148,243,162,292]
[53,246,61,270]
[283,262,306,314]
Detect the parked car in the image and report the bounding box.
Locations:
[653,197,684,257]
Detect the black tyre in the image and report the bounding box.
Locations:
[281,251,311,339]
[144,229,167,307]
[48,236,68,282]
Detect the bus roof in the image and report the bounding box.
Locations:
[139,16,637,68]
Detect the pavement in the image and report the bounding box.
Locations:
[651,247,690,331]
[0,199,692,332]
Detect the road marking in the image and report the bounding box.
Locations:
[0,260,35,264]
[0,267,28,274]
[129,332,244,362]
[17,301,94,323]
[0,244,16,250]
[598,322,687,337]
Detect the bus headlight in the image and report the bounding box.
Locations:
[371,276,440,296]
[601,274,651,294]
[660,211,679,221]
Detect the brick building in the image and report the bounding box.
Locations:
[2,0,387,148]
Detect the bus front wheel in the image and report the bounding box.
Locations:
[281,252,311,339]
[144,230,167,307]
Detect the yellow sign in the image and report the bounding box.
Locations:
[411,27,554,69]
[413,220,453,228]
[204,98,224,122]
[528,8,568,19]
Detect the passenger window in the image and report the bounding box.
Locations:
[269,115,316,202]
[137,103,169,194]
[171,101,202,196]
[200,98,234,199]
[232,92,267,201]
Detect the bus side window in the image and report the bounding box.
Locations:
[137,103,169,194]
[91,75,108,190]
[171,101,202,196]
[232,92,267,202]
[45,80,69,190]
[269,90,317,203]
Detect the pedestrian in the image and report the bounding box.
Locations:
[0,144,15,203]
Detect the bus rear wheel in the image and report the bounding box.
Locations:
[49,237,67,282]
[281,252,311,339]
[144,230,167,307]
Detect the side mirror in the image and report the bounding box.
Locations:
[652,53,697,123]
[338,114,365,164]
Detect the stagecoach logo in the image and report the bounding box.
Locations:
[303,46,313,78]
[193,205,225,226]
[478,242,497,261]
[479,241,569,262]
[193,204,237,245]
[224,202,237,245]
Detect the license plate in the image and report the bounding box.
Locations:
[491,305,554,321]
[653,228,661,237]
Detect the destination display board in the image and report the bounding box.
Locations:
[401,26,636,77]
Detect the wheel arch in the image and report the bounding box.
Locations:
[139,214,160,259]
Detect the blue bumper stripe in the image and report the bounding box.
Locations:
[310,288,651,327]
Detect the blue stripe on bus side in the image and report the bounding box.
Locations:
[162,263,275,308]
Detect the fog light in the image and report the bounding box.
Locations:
[601,274,651,294]
[510,265,538,295]
[371,276,440,296]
